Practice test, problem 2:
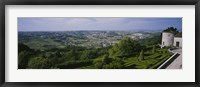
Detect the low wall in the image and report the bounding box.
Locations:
[157,49,180,69]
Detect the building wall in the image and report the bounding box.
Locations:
[162,32,174,47]
[173,37,182,47]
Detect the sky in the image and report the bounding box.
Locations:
[18,18,182,31]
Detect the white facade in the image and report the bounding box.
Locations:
[161,32,182,48]
[174,37,182,47]
[162,32,174,47]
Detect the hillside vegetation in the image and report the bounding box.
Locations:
[18,32,173,69]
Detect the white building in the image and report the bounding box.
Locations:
[173,37,182,47]
[161,32,182,48]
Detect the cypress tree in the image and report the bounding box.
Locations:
[138,49,144,61]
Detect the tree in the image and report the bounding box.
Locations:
[18,43,34,69]
[18,43,32,53]
[102,54,109,64]
[94,62,103,69]
[152,45,156,53]
[110,58,124,69]
[28,57,52,69]
[93,58,103,69]
[80,50,97,60]
[18,51,32,69]
[109,37,141,58]
[138,50,144,61]
[163,27,179,35]
[49,51,64,65]
[64,49,79,61]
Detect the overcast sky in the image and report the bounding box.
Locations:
[18,18,182,31]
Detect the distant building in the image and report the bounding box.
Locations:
[161,32,182,47]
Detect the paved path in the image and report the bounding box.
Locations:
[166,48,182,69]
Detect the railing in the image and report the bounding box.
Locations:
[157,52,179,69]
